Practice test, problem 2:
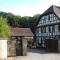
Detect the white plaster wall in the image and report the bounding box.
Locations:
[0,40,7,58]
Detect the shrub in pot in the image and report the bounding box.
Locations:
[0,16,11,58]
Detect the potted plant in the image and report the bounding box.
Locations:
[0,16,11,58]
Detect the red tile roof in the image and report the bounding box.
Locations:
[11,28,34,37]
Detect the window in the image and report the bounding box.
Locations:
[39,38,41,43]
[41,37,45,47]
[43,16,46,24]
[49,26,52,32]
[51,14,53,20]
[52,26,55,32]
[39,28,41,33]
[48,14,53,21]
[41,27,46,33]
[41,16,46,24]
[55,25,58,31]
[49,26,51,32]
[43,20,46,24]
[53,15,58,20]
[42,16,44,20]
[48,15,50,20]
[49,26,55,32]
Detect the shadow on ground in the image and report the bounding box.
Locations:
[27,48,58,54]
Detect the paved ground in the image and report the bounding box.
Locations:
[6,48,60,60]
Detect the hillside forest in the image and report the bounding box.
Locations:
[0,12,40,34]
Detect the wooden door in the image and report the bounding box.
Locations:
[46,39,58,52]
[16,37,22,56]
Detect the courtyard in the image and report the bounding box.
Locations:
[7,48,60,60]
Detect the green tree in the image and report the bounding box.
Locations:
[12,16,21,27]
[0,16,11,38]
[0,11,40,31]
[29,14,40,34]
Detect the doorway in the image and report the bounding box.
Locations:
[16,37,22,56]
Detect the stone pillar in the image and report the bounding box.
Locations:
[7,37,16,57]
[22,37,27,56]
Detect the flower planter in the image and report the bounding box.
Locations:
[0,38,7,58]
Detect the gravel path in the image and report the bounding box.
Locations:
[7,48,60,60]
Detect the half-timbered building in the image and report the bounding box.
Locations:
[35,5,60,52]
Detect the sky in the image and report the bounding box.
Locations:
[0,0,60,16]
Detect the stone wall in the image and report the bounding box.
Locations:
[7,36,28,56]
[7,39,16,57]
